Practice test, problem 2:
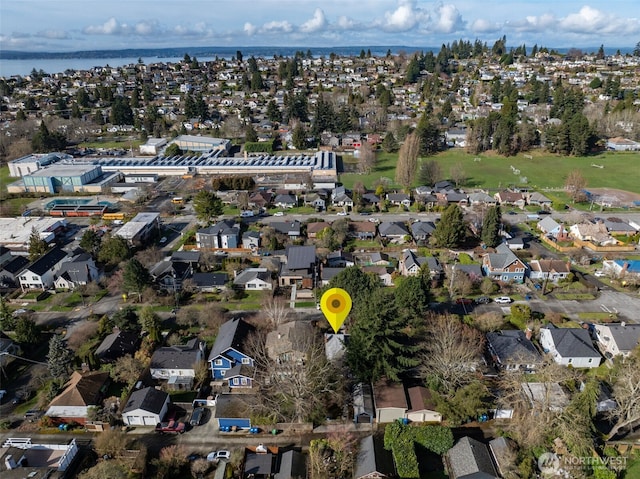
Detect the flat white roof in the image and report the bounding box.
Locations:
[0,217,65,247]
[29,164,99,177]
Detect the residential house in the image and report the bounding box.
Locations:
[150,338,206,390]
[320,266,344,286]
[386,193,411,208]
[540,325,601,368]
[354,435,396,479]
[528,259,571,282]
[362,266,394,286]
[208,318,255,388]
[242,231,261,249]
[326,250,355,268]
[411,221,436,242]
[0,437,80,475]
[0,255,29,286]
[303,193,325,211]
[399,249,427,276]
[446,437,499,479]
[505,236,525,250]
[486,330,542,372]
[266,321,313,365]
[0,246,13,267]
[248,191,273,209]
[349,221,377,240]
[436,189,468,205]
[214,393,253,431]
[271,221,302,238]
[362,193,382,209]
[494,190,527,208]
[306,221,331,239]
[196,220,240,249]
[234,267,272,290]
[537,217,567,238]
[606,137,640,151]
[274,450,307,479]
[274,194,297,209]
[468,192,497,206]
[149,254,197,291]
[191,272,228,292]
[481,243,527,283]
[358,252,391,267]
[603,219,637,236]
[332,186,354,209]
[19,247,69,290]
[378,221,410,242]
[53,253,100,290]
[279,245,317,287]
[528,191,552,207]
[451,263,484,283]
[122,387,170,426]
[94,329,140,363]
[45,370,110,424]
[603,259,640,279]
[594,323,640,359]
[569,222,616,246]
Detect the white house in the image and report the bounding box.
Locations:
[540,326,601,368]
[149,338,206,390]
[594,323,640,359]
[121,387,170,426]
[19,247,69,290]
[233,267,272,290]
[528,259,571,282]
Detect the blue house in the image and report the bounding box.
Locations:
[481,243,527,283]
[208,318,255,388]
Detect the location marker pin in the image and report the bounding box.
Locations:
[320,288,352,333]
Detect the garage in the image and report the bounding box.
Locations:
[122,387,170,427]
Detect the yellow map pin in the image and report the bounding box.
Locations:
[320,288,352,333]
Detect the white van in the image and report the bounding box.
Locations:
[240,211,254,218]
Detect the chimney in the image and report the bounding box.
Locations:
[525,328,533,340]
[621,322,626,327]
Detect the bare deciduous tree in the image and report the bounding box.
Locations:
[358,141,376,174]
[450,162,467,187]
[564,169,588,203]
[261,294,290,327]
[110,354,145,388]
[246,328,342,423]
[420,314,484,394]
[607,351,640,439]
[395,132,420,190]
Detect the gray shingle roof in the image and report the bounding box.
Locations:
[546,327,599,358]
[485,243,523,270]
[486,330,541,366]
[378,221,409,237]
[150,338,204,370]
[286,245,316,270]
[354,435,395,479]
[26,246,68,276]
[95,330,139,361]
[208,317,253,362]
[274,450,306,479]
[606,324,640,352]
[123,387,168,414]
[447,436,498,479]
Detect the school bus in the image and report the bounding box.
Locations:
[171,197,184,205]
[102,212,126,221]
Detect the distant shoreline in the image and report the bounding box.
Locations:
[1,44,631,61]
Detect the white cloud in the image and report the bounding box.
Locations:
[432,4,464,34]
[261,20,294,34]
[336,16,356,30]
[470,18,499,34]
[83,17,121,35]
[382,0,426,32]
[172,22,210,37]
[134,21,159,36]
[559,6,639,35]
[244,22,257,36]
[37,29,70,40]
[300,8,326,33]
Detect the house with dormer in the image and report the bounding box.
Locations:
[208,318,255,388]
[19,246,69,290]
[196,220,240,249]
[481,243,527,283]
[53,252,100,290]
[399,249,427,276]
[540,325,601,368]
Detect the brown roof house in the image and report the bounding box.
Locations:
[373,380,442,424]
[45,370,110,424]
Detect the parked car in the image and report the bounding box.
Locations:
[455,298,473,305]
[159,236,168,244]
[240,210,254,218]
[273,211,284,217]
[594,270,606,277]
[336,211,348,216]
[24,409,42,422]
[360,212,371,216]
[215,450,230,460]
[475,296,491,304]
[190,407,205,426]
[494,296,512,304]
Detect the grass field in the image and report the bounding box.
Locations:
[339,149,640,194]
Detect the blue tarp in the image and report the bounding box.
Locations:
[219,418,250,429]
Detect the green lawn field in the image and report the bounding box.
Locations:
[339,149,640,194]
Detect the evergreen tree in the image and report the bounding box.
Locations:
[47,334,74,379]
[328,266,382,305]
[266,99,282,123]
[381,131,398,152]
[98,235,131,265]
[28,227,48,261]
[110,96,133,125]
[79,229,102,257]
[292,123,307,149]
[193,190,224,224]
[346,288,420,383]
[433,204,467,248]
[481,206,502,248]
[245,124,258,142]
[0,296,13,331]
[15,317,40,344]
[122,258,151,301]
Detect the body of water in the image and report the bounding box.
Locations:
[0,56,187,77]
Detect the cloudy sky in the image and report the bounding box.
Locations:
[2,0,640,52]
